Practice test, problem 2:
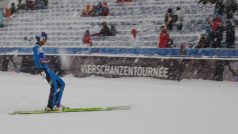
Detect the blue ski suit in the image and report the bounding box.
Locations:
[33,43,65,109]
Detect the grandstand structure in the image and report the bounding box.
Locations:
[0,0,237,48]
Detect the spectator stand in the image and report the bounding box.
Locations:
[0,0,237,49]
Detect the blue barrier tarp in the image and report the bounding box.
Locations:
[0,47,180,56]
[1,47,238,58]
[187,48,238,57]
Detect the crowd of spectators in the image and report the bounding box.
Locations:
[198,0,237,16]
[159,1,237,49]
[81,2,109,17]
[195,1,236,48]
[0,0,237,49]
[10,0,48,11]
[0,0,48,28]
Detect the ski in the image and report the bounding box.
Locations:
[9,105,131,115]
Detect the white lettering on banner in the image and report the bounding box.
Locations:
[81,65,87,73]
[119,66,124,75]
[148,67,153,77]
[80,65,169,78]
[88,65,92,74]
[92,65,96,74]
[124,66,128,76]
[159,67,164,78]
[105,65,110,75]
[115,66,119,75]
[128,67,133,76]
[102,65,105,75]
[96,65,101,74]
[110,66,114,75]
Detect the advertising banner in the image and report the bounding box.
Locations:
[0,55,237,81]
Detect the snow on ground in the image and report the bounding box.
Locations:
[0,71,238,134]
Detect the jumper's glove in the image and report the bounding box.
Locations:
[40,71,47,79]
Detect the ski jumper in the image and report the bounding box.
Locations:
[33,43,65,109]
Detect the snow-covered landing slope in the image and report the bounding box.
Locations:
[0,72,238,134]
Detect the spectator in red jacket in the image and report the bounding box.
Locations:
[208,16,223,48]
[82,30,92,46]
[208,16,222,32]
[131,27,138,47]
[158,26,170,48]
[131,27,137,40]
